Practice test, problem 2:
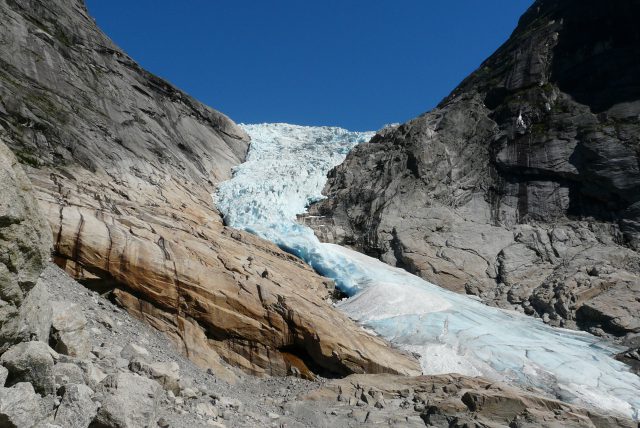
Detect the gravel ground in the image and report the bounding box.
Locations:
[43,263,334,428]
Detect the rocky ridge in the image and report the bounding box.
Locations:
[308,0,640,355]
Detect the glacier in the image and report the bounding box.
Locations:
[214,123,640,420]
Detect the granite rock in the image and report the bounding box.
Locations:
[54,383,98,428]
[0,382,48,428]
[0,341,56,395]
[93,372,162,428]
[50,301,91,358]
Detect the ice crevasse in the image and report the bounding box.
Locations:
[214,123,640,421]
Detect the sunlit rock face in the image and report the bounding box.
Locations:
[215,123,640,420]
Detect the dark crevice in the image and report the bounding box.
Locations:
[551,0,640,113]
[278,345,341,380]
[390,228,417,275]
[406,152,420,178]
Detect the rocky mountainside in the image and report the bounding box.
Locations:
[0,0,420,380]
[309,0,640,353]
[7,135,598,427]
[1,0,639,426]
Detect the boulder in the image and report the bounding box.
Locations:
[77,361,107,390]
[92,345,123,361]
[18,280,53,348]
[0,341,55,395]
[129,358,180,395]
[193,402,219,419]
[53,363,85,390]
[616,347,640,376]
[180,387,199,399]
[120,343,150,362]
[93,373,162,428]
[50,301,91,358]
[54,384,98,428]
[0,382,47,428]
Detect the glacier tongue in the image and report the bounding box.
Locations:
[214,122,640,421]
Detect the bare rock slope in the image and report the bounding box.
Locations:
[0,0,419,378]
[309,0,640,351]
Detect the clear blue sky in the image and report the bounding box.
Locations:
[86,1,533,131]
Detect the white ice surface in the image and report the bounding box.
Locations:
[214,123,640,421]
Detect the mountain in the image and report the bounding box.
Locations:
[1,0,639,426]
[309,0,640,353]
[0,0,419,380]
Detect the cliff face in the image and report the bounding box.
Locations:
[309,0,640,345]
[0,138,52,353]
[0,0,420,378]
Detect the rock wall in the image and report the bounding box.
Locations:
[0,0,420,378]
[308,0,640,348]
[0,139,52,353]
